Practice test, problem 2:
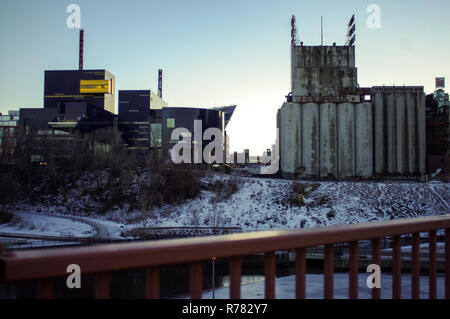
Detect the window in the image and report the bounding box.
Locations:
[38,130,53,135]
[0,128,3,137]
[150,123,162,148]
[150,110,162,120]
[166,118,175,128]
[30,154,44,163]
[54,130,69,135]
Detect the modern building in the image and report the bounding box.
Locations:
[44,69,115,114]
[213,105,237,128]
[19,104,117,163]
[277,16,426,179]
[434,89,447,109]
[162,107,235,163]
[118,90,167,151]
[14,30,121,162]
[18,68,117,163]
[425,91,449,176]
[0,110,20,162]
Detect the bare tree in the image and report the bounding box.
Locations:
[0,172,19,223]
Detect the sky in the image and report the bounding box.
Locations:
[1,0,449,155]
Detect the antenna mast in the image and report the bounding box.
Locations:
[79,29,84,70]
[291,15,299,47]
[346,14,356,46]
[158,69,163,98]
[321,16,323,46]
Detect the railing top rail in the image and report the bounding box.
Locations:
[1,214,450,282]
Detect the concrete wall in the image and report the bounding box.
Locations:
[319,103,337,177]
[372,87,426,176]
[355,102,373,177]
[417,93,426,174]
[301,103,320,176]
[386,93,397,174]
[337,102,355,177]
[291,45,358,98]
[280,101,369,178]
[395,93,407,174]
[280,102,301,174]
[279,87,425,178]
[373,92,385,175]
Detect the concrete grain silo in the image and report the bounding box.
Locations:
[277,16,425,179]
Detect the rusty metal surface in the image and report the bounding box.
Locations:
[1,215,450,282]
[446,229,450,299]
[295,248,306,299]
[145,267,159,299]
[264,252,276,299]
[324,244,334,299]
[429,230,437,299]
[371,238,381,299]
[189,262,202,299]
[95,272,110,299]
[38,278,53,299]
[229,256,242,299]
[392,235,402,299]
[411,233,420,299]
[348,241,358,299]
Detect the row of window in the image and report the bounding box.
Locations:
[0,116,19,121]
[0,127,16,137]
[119,119,174,128]
[37,129,70,136]
[0,121,18,126]
[0,137,17,147]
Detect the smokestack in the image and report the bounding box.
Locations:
[79,29,84,70]
[158,69,162,98]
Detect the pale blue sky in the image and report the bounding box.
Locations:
[1,0,449,154]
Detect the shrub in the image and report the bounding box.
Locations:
[0,172,19,223]
[159,168,202,204]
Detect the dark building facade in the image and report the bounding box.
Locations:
[0,110,20,163]
[18,68,118,163]
[44,69,115,114]
[19,104,117,163]
[425,93,450,176]
[162,107,225,162]
[213,105,236,128]
[118,90,167,151]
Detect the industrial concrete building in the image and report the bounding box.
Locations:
[278,16,426,179]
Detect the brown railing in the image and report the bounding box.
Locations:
[1,214,450,299]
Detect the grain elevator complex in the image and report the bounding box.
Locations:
[277,16,426,179]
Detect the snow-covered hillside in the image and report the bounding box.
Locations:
[132,176,450,231]
[8,174,450,235]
